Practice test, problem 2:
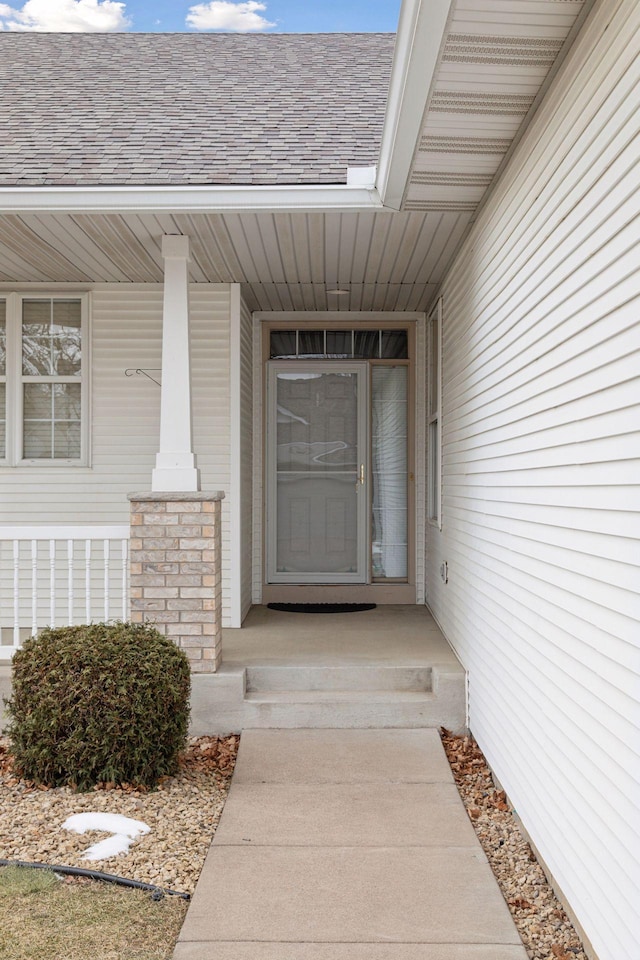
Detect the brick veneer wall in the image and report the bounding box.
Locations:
[127,492,225,673]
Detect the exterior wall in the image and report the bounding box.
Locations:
[0,282,234,624]
[426,4,640,960]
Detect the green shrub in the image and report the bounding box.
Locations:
[5,622,191,791]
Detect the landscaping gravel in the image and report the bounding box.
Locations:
[440,729,589,960]
[1,727,592,960]
[0,735,238,896]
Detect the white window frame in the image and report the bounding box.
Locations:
[427,297,442,528]
[0,292,90,467]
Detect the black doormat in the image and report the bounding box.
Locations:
[267,602,377,614]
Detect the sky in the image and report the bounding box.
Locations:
[0,0,401,33]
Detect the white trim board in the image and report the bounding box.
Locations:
[254,312,425,322]
[0,184,385,215]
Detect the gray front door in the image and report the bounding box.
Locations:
[266,361,369,583]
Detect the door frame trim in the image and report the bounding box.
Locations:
[254,312,424,606]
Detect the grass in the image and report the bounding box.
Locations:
[0,866,189,960]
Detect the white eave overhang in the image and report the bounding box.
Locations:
[0,0,450,218]
[375,0,453,211]
[0,180,387,216]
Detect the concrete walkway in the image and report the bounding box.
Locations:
[174,729,528,960]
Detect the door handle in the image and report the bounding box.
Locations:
[356,464,365,489]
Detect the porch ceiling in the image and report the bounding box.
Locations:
[0,208,471,313]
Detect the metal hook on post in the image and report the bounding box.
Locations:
[124,368,162,387]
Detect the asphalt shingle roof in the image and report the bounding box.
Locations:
[0,33,395,187]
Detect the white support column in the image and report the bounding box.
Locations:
[152,234,200,492]
[229,284,242,628]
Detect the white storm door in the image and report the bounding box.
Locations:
[267,361,369,583]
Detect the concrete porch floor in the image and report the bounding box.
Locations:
[222,604,461,666]
[190,606,467,734]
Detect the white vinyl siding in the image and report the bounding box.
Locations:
[426,3,640,960]
[0,282,234,624]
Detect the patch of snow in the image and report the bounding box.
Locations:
[62,812,150,861]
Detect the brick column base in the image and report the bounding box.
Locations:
[127,492,225,673]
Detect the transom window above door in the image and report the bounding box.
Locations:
[270,329,408,360]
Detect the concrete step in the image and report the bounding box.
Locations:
[245,690,434,703]
[190,666,466,734]
[245,664,433,693]
[216,693,456,730]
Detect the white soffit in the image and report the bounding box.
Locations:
[376,0,455,210]
[398,0,590,213]
[0,209,472,313]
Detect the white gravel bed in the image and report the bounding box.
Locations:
[441,730,589,960]
[0,735,238,896]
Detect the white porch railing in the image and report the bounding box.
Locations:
[0,526,130,660]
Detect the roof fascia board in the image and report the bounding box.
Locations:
[0,183,386,215]
[376,0,454,210]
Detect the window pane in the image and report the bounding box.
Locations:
[275,370,359,574]
[353,330,379,359]
[326,330,353,358]
[23,383,81,459]
[52,299,81,332]
[429,313,439,416]
[371,366,408,579]
[270,331,297,359]
[22,300,53,374]
[429,420,439,521]
[22,299,51,335]
[23,299,82,376]
[52,335,81,375]
[24,382,53,419]
[23,421,52,459]
[297,330,324,358]
[22,336,52,376]
[54,422,81,459]
[54,382,81,420]
[380,330,408,359]
[0,300,6,375]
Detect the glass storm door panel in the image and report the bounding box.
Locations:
[267,362,369,583]
[371,366,408,578]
